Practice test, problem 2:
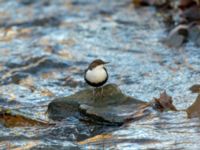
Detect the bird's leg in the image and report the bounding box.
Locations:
[92,88,95,97]
[92,87,97,101]
[100,86,104,98]
[92,88,95,101]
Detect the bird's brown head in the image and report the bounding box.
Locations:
[88,59,109,70]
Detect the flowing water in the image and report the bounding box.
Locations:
[0,0,199,149]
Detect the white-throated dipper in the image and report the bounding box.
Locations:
[84,59,109,97]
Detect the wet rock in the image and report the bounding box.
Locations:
[0,108,49,127]
[162,0,200,47]
[189,84,200,93]
[186,94,200,118]
[163,25,188,47]
[48,84,147,125]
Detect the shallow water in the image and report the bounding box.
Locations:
[0,0,199,149]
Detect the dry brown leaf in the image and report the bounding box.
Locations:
[152,91,177,112]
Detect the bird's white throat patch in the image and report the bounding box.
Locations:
[86,65,107,83]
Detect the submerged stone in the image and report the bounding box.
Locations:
[47,84,147,125]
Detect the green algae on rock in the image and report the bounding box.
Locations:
[47,84,147,125]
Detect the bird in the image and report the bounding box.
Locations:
[84,59,109,98]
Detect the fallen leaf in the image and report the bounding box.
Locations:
[152,91,177,112]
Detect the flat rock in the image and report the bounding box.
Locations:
[47,84,147,125]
